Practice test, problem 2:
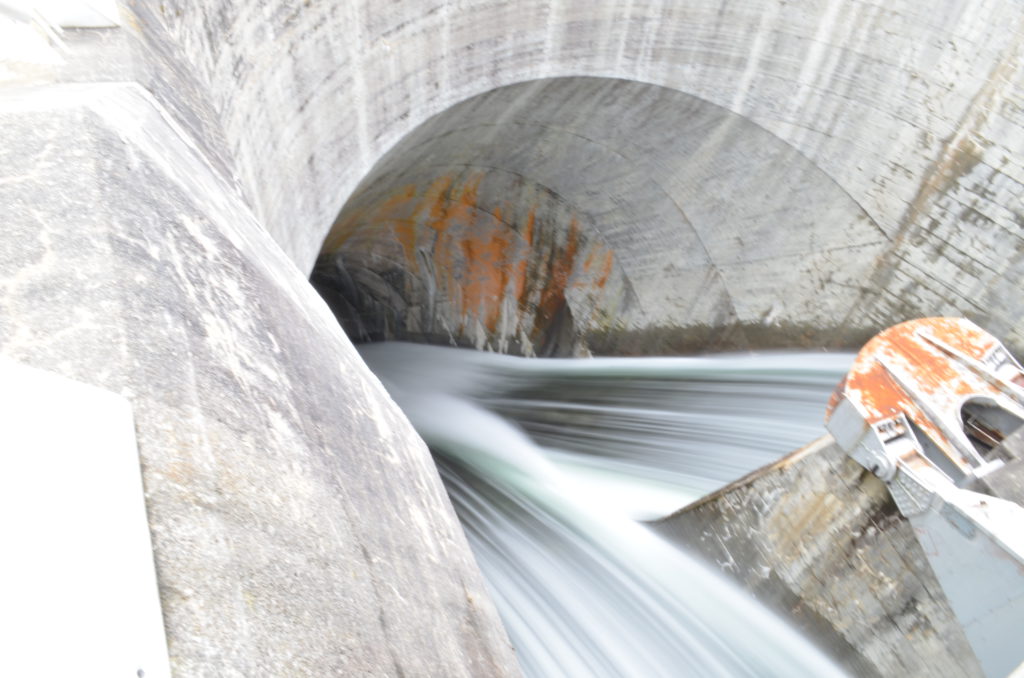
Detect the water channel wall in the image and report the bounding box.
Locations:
[5,0,1024,673]
[652,437,986,678]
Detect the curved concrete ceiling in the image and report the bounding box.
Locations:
[145,0,1024,353]
[314,77,886,355]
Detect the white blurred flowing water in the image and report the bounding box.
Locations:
[360,342,853,678]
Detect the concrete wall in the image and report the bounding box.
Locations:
[8,0,1024,673]
[651,437,985,678]
[138,0,1024,354]
[0,24,518,677]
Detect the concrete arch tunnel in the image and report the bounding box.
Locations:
[4,0,1024,674]
[312,76,887,356]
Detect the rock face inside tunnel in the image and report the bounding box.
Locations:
[6,0,1024,674]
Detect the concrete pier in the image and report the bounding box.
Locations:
[652,437,985,678]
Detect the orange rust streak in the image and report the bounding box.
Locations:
[596,250,614,289]
[441,174,484,235]
[507,206,530,305]
[425,175,456,224]
[460,224,514,333]
[580,248,597,276]
[516,209,537,311]
[391,218,420,274]
[535,218,581,328]
[574,246,615,290]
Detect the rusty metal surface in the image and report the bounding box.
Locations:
[826,317,1024,480]
[825,318,1024,678]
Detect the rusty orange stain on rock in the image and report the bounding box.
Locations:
[421,173,512,333]
[324,171,621,348]
[458,220,515,333]
[425,174,456,225]
[392,218,419,273]
[514,208,537,310]
[523,208,536,245]
[597,250,614,288]
[534,218,581,331]
[577,246,615,290]
[428,173,481,231]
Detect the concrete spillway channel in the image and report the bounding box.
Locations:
[3,1,1024,675]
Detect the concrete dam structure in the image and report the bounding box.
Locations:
[3,0,1024,675]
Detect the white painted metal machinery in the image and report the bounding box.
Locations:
[826,318,1024,678]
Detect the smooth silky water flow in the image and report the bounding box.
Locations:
[360,342,854,678]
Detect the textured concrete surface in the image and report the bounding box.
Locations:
[134,0,1024,355]
[651,437,985,678]
[7,0,1024,673]
[314,78,884,355]
[0,83,518,675]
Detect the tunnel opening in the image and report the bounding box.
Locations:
[310,171,604,357]
[310,76,890,358]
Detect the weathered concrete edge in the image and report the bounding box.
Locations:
[0,68,521,677]
[662,435,837,518]
[650,436,985,678]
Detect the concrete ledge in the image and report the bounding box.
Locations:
[651,436,984,678]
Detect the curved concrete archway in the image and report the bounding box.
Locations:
[313,77,886,355]
[143,0,1024,352]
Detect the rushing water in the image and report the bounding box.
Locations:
[360,342,853,678]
